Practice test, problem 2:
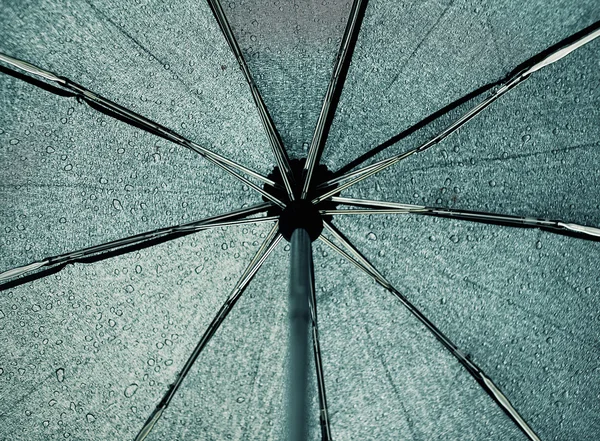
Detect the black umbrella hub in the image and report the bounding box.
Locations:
[279,199,323,242]
[264,158,338,242]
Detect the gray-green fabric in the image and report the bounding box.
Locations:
[0,0,272,270]
[342,32,600,226]
[331,213,600,440]
[225,0,353,158]
[0,223,273,440]
[1,0,599,440]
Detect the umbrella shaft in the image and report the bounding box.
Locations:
[288,228,313,441]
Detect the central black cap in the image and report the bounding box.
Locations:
[279,199,323,242]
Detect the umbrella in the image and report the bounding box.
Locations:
[1,0,599,439]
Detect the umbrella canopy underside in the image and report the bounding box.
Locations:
[1,0,599,440]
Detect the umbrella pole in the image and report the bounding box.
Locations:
[288,228,313,441]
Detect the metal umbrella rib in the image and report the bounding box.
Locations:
[133,222,282,441]
[313,23,600,203]
[308,264,333,441]
[319,222,541,441]
[0,53,286,208]
[0,203,275,288]
[301,0,368,199]
[327,196,600,240]
[206,0,296,200]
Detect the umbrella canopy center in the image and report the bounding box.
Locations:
[279,199,323,242]
[264,158,338,241]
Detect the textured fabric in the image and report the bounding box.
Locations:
[225,0,353,158]
[1,0,599,440]
[323,0,600,184]
[313,241,526,441]
[0,223,272,440]
[0,0,272,270]
[331,213,600,440]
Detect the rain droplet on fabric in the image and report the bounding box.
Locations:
[113,199,123,210]
[124,383,139,398]
[366,232,377,241]
[86,413,96,423]
[55,368,65,382]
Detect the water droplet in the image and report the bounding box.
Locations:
[135,265,142,274]
[56,368,65,383]
[535,240,542,249]
[124,383,138,398]
[221,243,228,250]
[59,217,67,224]
[521,134,531,143]
[113,199,123,210]
[46,146,55,153]
[48,399,57,407]
[99,177,108,184]
[546,336,554,344]
[9,138,19,145]
[236,396,245,403]
[86,413,96,423]
[125,285,134,293]
[63,164,73,171]
[450,235,459,243]
[366,232,377,241]
[194,265,204,274]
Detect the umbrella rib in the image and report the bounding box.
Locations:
[0,53,286,208]
[133,223,282,441]
[300,0,369,199]
[319,222,542,441]
[0,203,274,288]
[308,258,333,440]
[206,0,296,200]
[312,23,600,203]
[327,196,600,240]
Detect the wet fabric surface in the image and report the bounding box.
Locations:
[1,0,599,440]
[225,0,353,158]
[0,0,271,270]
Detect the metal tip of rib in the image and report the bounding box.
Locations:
[133,406,164,441]
[0,52,64,84]
[0,260,48,283]
[559,222,600,238]
[523,27,600,75]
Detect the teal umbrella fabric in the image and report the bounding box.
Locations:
[1,1,599,440]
